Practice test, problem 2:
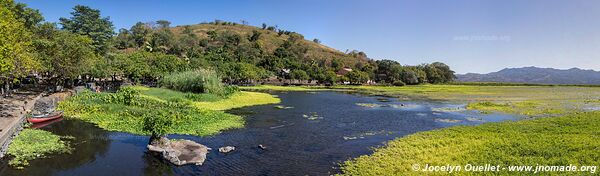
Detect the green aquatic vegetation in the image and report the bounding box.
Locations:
[584,99,600,104]
[356,103,382,108]
[431,107,465,112]
[340,111,600,176]
[467,101,565,117]
[466,101,512,114]
[58,86,279,136]
[7,129,73,169]
[343,130,391,140]
[193,91,280,111]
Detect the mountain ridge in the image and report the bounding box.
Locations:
[456,66,600,85]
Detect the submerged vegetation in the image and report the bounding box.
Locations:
[58,86,279,136]
[340,111,600,175]
[6,129,73,168]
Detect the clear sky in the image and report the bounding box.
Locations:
[16,0,600,74]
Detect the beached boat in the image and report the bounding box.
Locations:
[27,110,63,123]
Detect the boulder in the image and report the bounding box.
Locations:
[147,137,209,166]
[218,146,235,153]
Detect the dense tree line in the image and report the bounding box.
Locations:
[0,0,455,94]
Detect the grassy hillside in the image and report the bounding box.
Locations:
[171,23,368,68]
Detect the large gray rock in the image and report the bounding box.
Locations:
[147,137,210,166]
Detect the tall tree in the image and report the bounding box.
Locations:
[0,0,38,94]
[59,5,114,54]
[114,28,134,49]
[36,30,97,80]
[11,2,44,30]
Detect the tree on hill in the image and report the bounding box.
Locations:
[155,20,171,29]
[130,22,153,48]
[59,5,114,54]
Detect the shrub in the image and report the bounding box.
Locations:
[159,69,237,97]
[101,86,140,105]
[392,80,406,86]
[142,110,173,139]
[116,86,139,105]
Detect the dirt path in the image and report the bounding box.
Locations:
[0,92,41,157]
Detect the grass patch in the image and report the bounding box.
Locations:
[7,129,72,169]
[340,111,600,175]
[466,101,566,116]
[58,86,279,136]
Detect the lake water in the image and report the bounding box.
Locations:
[0,91,517,175]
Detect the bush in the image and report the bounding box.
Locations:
[142,110,173,139]
[392,80,406,86]
[100,87,140,105]
[159,69,237,97]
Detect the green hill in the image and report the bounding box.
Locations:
[170,23,369,69]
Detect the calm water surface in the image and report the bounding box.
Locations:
[0,91,516,176]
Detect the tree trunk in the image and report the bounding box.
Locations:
[5,78,11,96]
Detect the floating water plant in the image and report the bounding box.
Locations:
[7,129,73,169]
[356,103,382,108]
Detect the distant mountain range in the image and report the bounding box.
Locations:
[456,67,600,85]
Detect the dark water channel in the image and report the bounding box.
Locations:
[0,91,516,176]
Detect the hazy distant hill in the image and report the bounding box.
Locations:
[456,67,600,85]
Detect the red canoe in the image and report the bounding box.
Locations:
[27,111,64,123]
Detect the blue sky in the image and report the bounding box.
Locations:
[16,0,600,74]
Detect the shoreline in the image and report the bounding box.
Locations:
[0,93,41,158]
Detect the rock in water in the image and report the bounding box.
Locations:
[218,146,235,153]
[147,137,209,166]
[258,144,267,150]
